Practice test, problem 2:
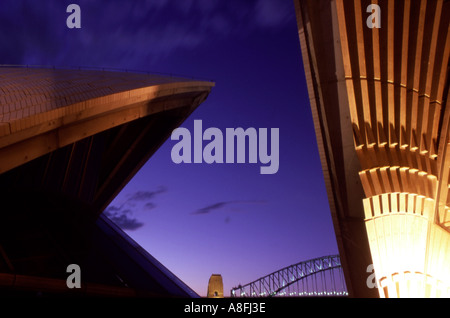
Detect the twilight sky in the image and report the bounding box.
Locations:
[0,0,339,296]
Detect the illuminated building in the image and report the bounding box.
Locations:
[294,0,449,297]
[207,274,224,298]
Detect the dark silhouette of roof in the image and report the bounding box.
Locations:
[0,66,214,297]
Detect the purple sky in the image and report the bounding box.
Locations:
[1,0,339,296]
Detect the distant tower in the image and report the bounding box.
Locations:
[207,274,224,298]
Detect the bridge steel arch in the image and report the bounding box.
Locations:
[231,255,348,297]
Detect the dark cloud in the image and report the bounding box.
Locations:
[193,202,229,215]
[0,0,294,67]
[105,205,121,212]
[192,200,266,215]
[127,187,167,201]
[253,0,293,28]
[104,206,143,230]
[103,186,167,231]
[104,213,144,231]
[144,202,156,210]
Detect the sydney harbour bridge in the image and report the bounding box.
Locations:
[230,255,348,298]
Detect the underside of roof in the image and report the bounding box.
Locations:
[295,0,449,297]
[0,67,214,296]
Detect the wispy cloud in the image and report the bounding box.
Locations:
[0,0,295,66]
[192,200,267,215]
[104,209,144,231]
[103,186,167,230]
[253,0,293,28]
[144,202,156,211]
[127,187,167,201]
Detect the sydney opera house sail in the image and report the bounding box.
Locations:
[0,66,213,296]
[295,0,449,297]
